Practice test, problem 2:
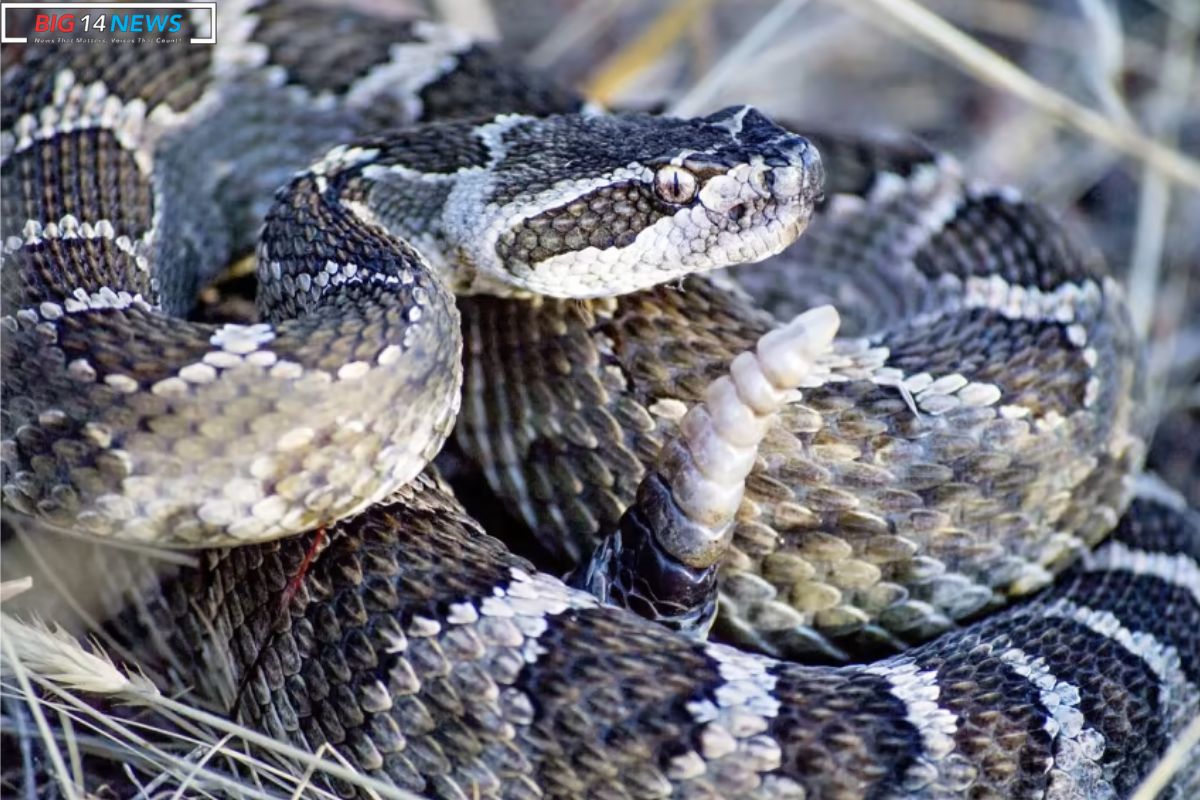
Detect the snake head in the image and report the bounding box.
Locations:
[475,103,816,297]
[420,106,824,298]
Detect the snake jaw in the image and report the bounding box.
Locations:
[685,145,821,274]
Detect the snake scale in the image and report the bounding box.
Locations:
[2,2,1198,798]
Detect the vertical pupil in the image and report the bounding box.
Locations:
[672,173,680,198]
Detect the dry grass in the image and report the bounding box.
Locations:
[2,612,425,799]
[4,0,1198,797]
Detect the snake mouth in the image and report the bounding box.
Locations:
[770,141,824,206]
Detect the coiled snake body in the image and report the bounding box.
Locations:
[2,2,1197,798]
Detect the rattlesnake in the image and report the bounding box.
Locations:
[2,2,1197,798]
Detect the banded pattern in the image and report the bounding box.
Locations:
[458,134,1141,661]
[0,3,1191,800]
[1,1,473,543]
[2,0,821,547]
[83,492,1196,799]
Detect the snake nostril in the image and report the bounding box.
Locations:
[749,169,773,197]
[728,203,745,221]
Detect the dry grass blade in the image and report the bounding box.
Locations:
[526,0,627,70]
[170,732,235,800]
[669,0,813,117]
[8,527,183,687]
[1,683,290,800]
[1127,0,1197,347]
[47,686,325,799]
[431,0,497,38]
[947,0,1168,75]
[1073,0,1135,123]
[2,632,79,799]
[0,577,33,602]
[140,697,423,800]
[583,0,715,105]
[0,614,426,799]
[291,744,384,800]
[1131,712,1200,800]
[836,0,1200,189]
[1,614,159,698]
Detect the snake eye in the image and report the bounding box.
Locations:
[653,165,698,204]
